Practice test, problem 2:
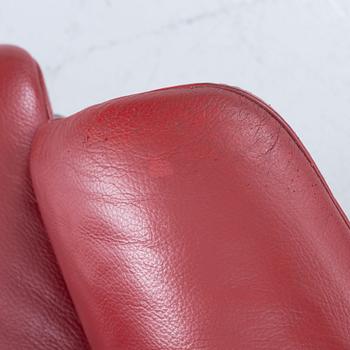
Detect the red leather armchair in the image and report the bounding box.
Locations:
[1,45,350,349]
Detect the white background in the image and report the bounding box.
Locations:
[0,0,349,215]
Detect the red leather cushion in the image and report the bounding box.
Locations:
[0,46,89,349]
[31,84,350,349]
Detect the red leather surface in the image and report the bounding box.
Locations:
[0,46,89,349]
[31,83,350,349]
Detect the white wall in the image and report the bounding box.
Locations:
[1,0,349,215]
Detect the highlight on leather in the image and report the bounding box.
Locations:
[30,83,350,349]
[0,45,89,349]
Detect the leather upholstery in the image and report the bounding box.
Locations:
[30,83,350,349]
[0,45,89,349]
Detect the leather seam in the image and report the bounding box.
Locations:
[191,83,350,230]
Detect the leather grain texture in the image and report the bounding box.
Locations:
[31,83,350,349]
[0,45,89,349]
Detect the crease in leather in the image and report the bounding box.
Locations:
[137,82,349,228]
